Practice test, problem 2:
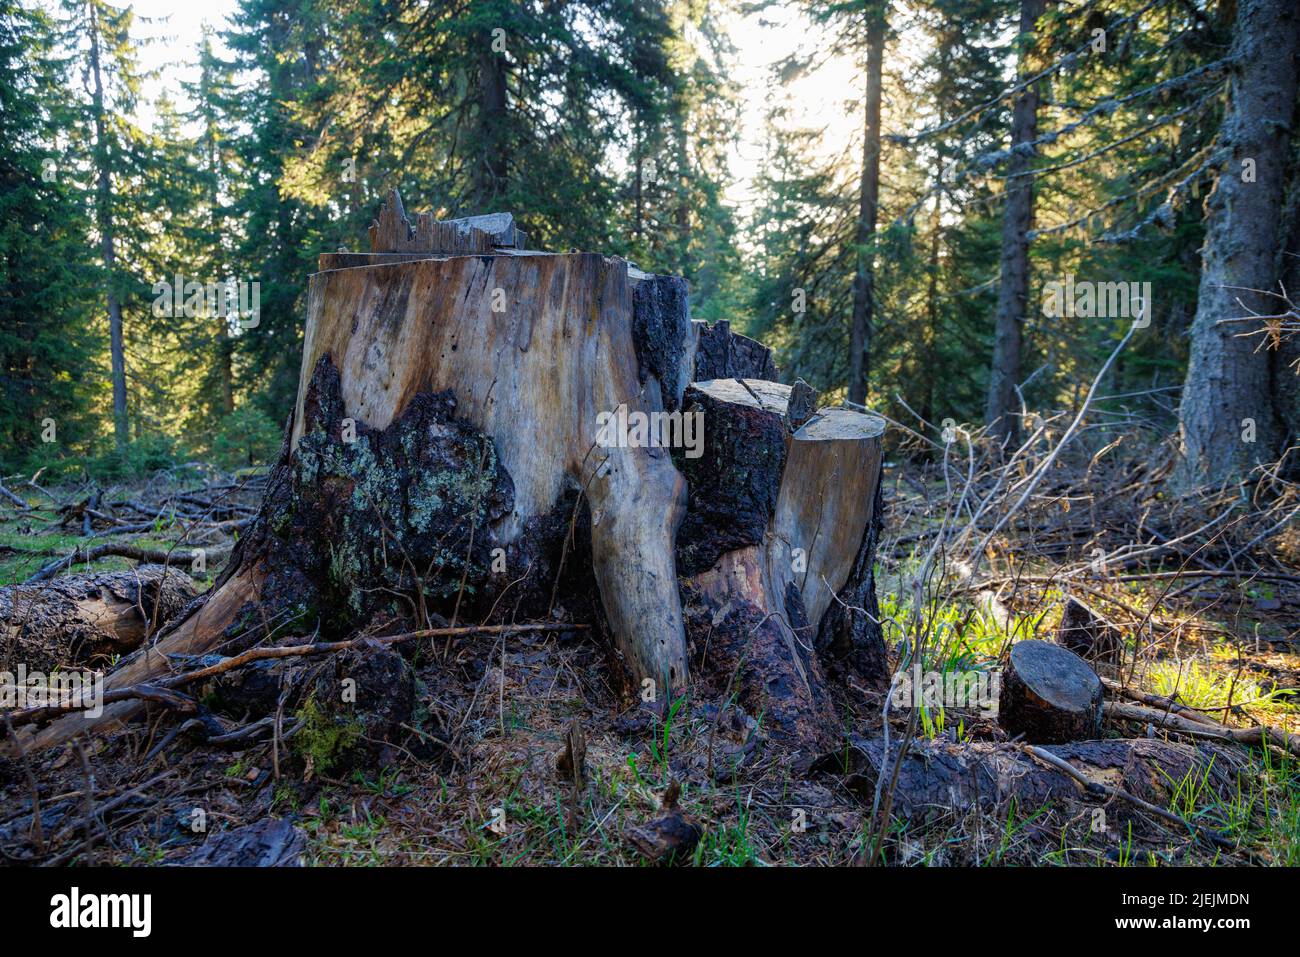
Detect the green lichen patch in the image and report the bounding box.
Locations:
[242,356,515,634]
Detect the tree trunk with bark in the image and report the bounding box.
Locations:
[86,0,128,447]
[848,6,887,407]
[15,192,889,755]
[984,0,1047,446]
[476,32,510,206]
[1176,0,1300,486]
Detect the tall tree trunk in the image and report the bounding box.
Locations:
[984,0,1046,446]
[203,71,235,417]
[1176,0,1300,485]
[848,6,887,407]
[476,35,509,206]
[633,119,644,243]
[922,198,942,427]
[87,1,128,447]
[1273,140,1300,477]
[672,106,690,256]
[920,35,951,430]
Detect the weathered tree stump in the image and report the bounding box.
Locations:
[15,191,888,754]
[1057,595,1122,665]
[676,378,887,746]
[999,639,1103,743]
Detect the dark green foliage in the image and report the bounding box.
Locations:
[0,0,95,469]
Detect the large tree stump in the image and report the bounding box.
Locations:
[999,639,1103,743]
[13,191,888,754]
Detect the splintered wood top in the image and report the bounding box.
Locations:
[367,190,525,254]
[691,379,886,442]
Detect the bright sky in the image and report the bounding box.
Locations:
[107,0,867,223]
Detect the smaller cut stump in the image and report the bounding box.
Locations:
[999,639,1102,743]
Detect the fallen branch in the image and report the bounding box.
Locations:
[26,543,233,584]
[0,484,28,509]
[1100,676,1220,726]
[1104,700,1300,757]
[2,622,587,729]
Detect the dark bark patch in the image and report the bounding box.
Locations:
[632,274,691,411]
[673,385,787,576]
[249,355,515,634]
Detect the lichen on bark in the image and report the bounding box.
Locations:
[246,355,515,634]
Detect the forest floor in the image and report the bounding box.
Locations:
[1,446,1298,867]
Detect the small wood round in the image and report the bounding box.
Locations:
[999,639,1103,743]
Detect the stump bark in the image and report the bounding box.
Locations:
[1056,595,1122,665]
[14,191,888,754]
[999,639,1103,743]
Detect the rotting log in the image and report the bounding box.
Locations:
[12,190,889,755]
[1,565,200,671]
[831,735,1252,821]
[999,638,1103,743]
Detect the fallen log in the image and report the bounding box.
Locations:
[1,565,200,671]
[26,543,232,584]
[0,484,28,509]
[834,735,1252,825]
